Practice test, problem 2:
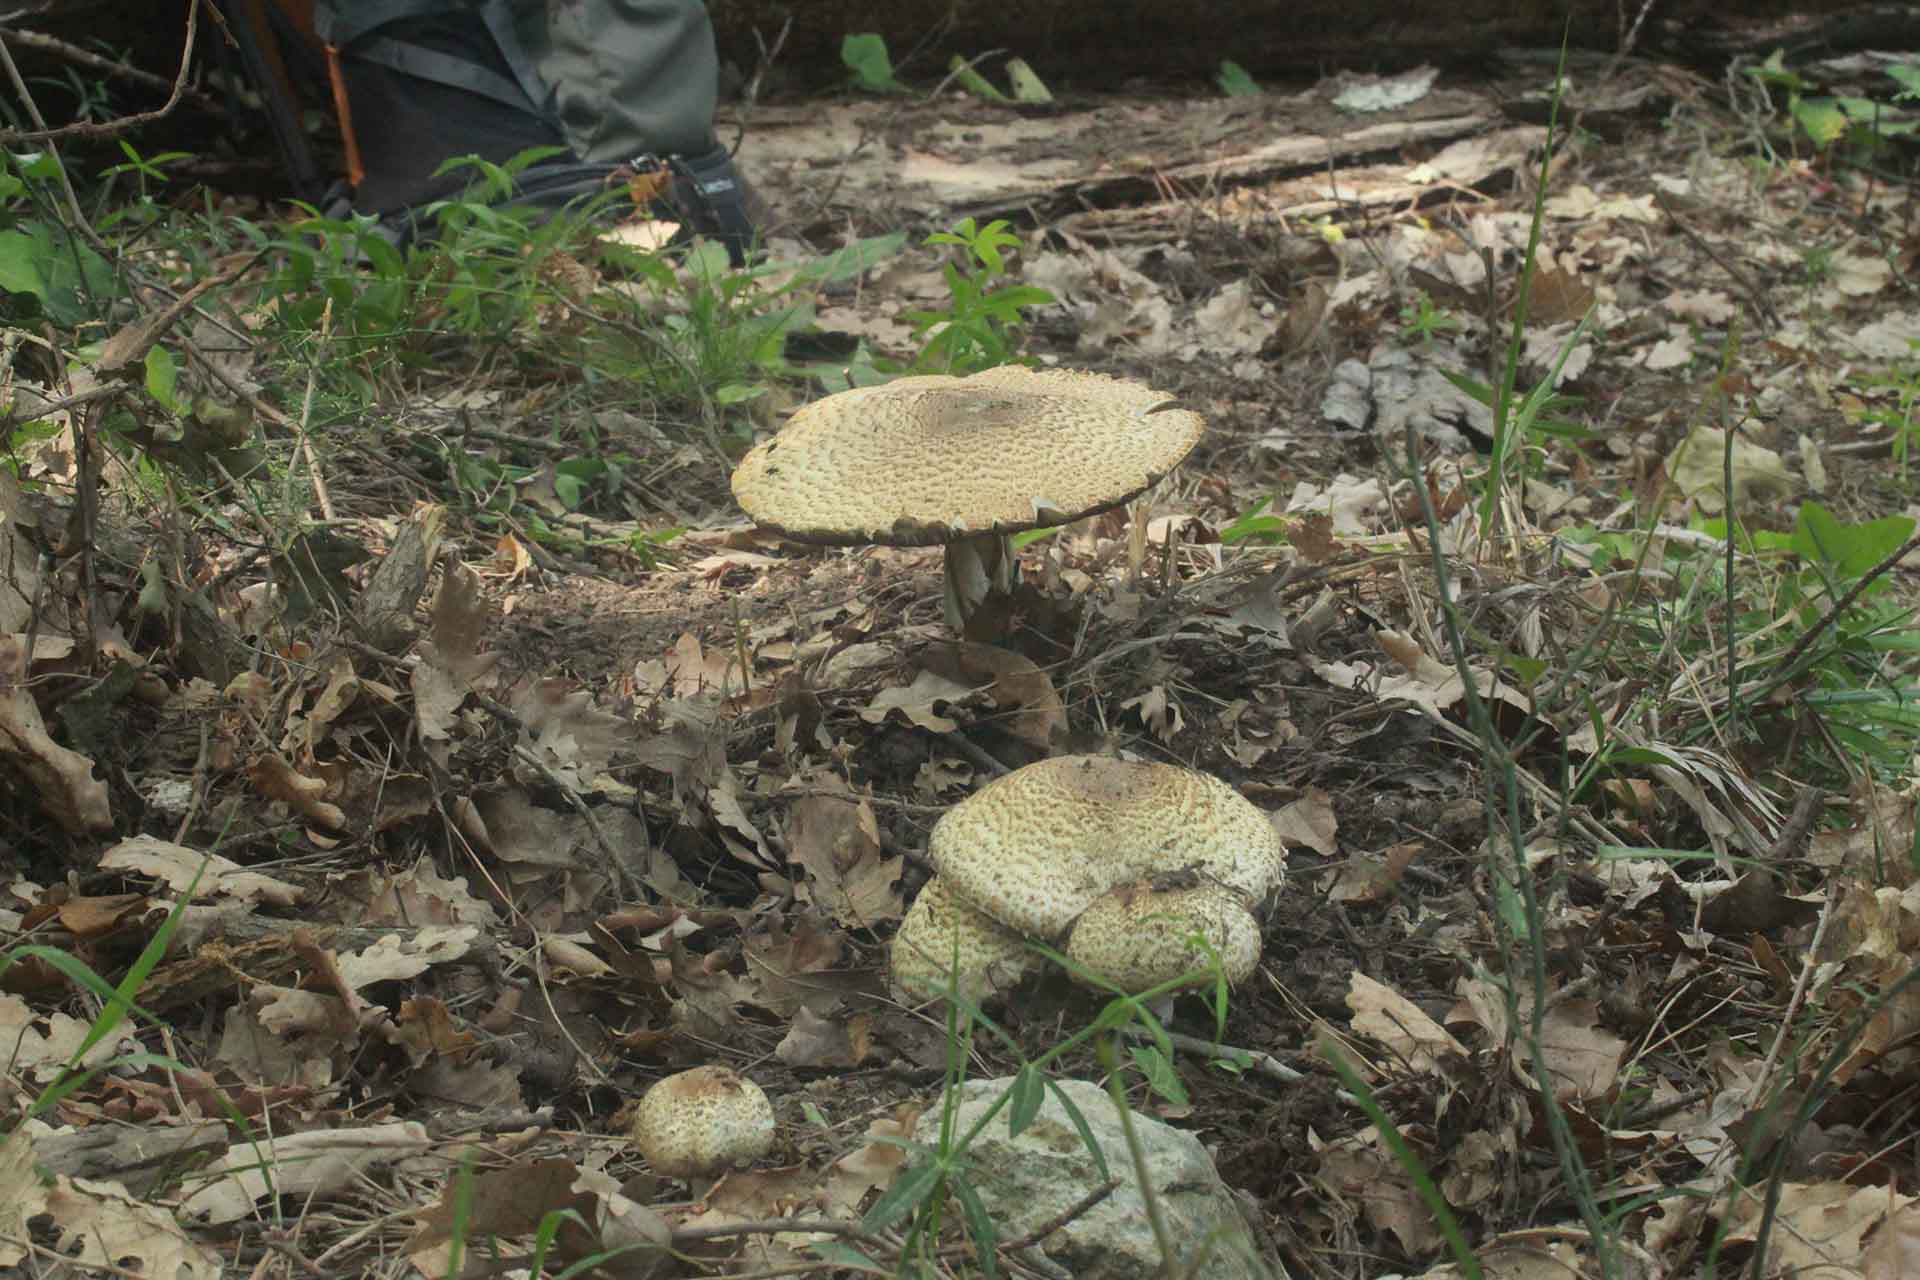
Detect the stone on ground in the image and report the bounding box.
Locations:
[909,1076,1277,1279]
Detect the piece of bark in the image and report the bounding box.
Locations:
[141,916,502,1014]
[355,503,446,652]
[32,1120,227,1197]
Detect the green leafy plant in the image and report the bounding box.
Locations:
[0,144,249,493]
[793,217,1057,392]
[96,139,190,230]
[842,32,908,94]
[30,60,116,125]
[597,228,905,405]
[1745,49,1920,159]
[0,150,118,327]
[257,145,907,537]
[1862,338,1920,485]
[905,217,1056,374]
[1741,504,1920,770]
[1399,289,1462,343]
[1555,496,1920,806]
[601,239,811,400]
[264,146,612,367]
[1219,494,1289,545]
[1216,60,1262,97]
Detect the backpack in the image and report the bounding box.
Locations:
[221,0,760,263]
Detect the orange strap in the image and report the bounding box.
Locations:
[324,44,363,190]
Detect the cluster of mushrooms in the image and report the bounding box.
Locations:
[626,366,1288,1179]
[732,366,1285,999]
[890,754,1284,1000]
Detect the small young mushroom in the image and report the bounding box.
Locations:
[730,366,1205,629]
[889,874,1035,1004]
[1064,881,1262,992]
[629,1065,775,1179]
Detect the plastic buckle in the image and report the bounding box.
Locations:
[664,146,757,268]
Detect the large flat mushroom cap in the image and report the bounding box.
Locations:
[730,366,1205,547]
[928,754,1284,941]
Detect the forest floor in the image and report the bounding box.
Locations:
[3,41,1920,1280]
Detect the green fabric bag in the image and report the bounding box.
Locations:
[306,0,757,261]
[536,0,720,162]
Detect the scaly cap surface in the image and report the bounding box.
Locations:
[928,754,1284,941]
[1065,882,1262,992]
[730,365,1205,547]
[629,1065,775,1178]
[889,875,1034,1004]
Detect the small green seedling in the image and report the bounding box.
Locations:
[1216,60,1262,97]
[906,217,1056,374]
[948,55,1009,102]
[1863,339,1920,485]
[1400,290,1462,343]
[842,32,907,94]
[1005,58,1053,104]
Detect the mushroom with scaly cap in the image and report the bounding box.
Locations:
[629,1066,775,1179]
[889,755,1284,999]
[730,366,1205,630]
[889,875,1035,1004]
[1065,880,1263,992]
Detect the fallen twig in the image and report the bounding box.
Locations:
[0,27,222,117]
[996,1177,1122,1251]
[1652,188,1781,332]
[293,298,339,521]
[1123,1024,1309,1085]
[671,1216,881,1245]
[510,742,646,904]
[0,0,201,146]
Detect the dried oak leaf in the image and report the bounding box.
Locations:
[922,642,1066,750]
[0,636,109,834]
[785,788,902,927]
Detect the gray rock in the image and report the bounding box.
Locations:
[1320,357,1373,432]
[909,1076,1277,1280]
[1360,345,1492,452]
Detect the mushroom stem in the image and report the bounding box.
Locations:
[941,532,1018,630]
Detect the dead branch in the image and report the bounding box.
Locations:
[0,0,202,145]
[1,25,222,117]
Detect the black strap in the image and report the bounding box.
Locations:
[475,0,556,118]
[671,144,757,267]
[216,0,326,202]
[351,33,533,112]
[317,0,559,124]
[313,0,463,48]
